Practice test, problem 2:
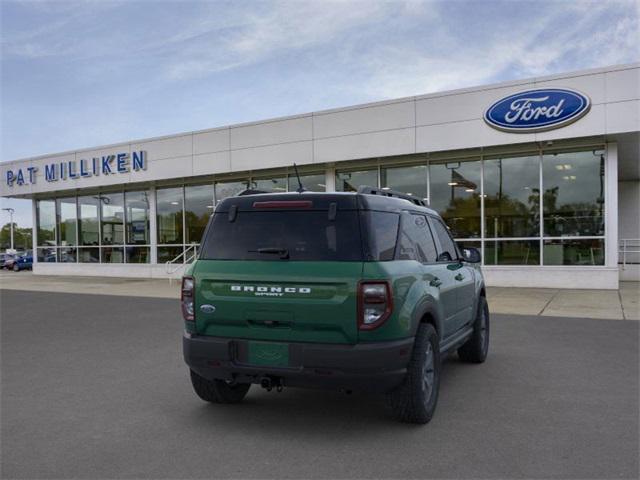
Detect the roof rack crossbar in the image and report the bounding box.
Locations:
[357,186,427,207]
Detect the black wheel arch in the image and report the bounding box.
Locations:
[411,302,443,340]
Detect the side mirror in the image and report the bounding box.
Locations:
[462,247,481,263]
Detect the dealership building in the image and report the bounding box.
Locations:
[1,63,638,288]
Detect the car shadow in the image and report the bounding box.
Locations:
[181,354,468,435]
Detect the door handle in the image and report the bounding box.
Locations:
[455,273,464,281]
[429,277,442,287]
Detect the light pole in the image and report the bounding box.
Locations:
[2,207,15,251]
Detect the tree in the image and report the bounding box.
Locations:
[0,223,32,251]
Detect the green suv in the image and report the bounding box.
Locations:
[182,187,489,423]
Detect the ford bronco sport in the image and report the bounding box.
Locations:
[182,187,489,424]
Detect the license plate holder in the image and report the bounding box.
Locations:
[247,341,289,367]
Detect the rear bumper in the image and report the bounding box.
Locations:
[183,333,414,393]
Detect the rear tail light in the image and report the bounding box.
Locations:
[181,276,195,322]
[358,281,393,330]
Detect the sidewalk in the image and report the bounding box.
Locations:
[1,271,638,320]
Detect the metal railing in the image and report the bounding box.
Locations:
[166,244,199,280]
[619,239,640,269]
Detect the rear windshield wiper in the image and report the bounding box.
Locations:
[248,247,290,260]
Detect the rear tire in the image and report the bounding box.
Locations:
[190,370,251,404]
[12,264,19,272]
[458,295,489,363]
[386,323,440,424]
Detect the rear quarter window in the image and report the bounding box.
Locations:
[361,211,400,261]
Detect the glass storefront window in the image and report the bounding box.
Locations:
[126,246,150,264]
[253,177,287,193]
[335,169,378,192]
[56,198,77,246]
[78,196,100,246]
[156,187,183,244]
[102,246,124,263]
[185,184,214,245]
[58,247,77,263]
[288,173,326,192]
[37,246,57,262]
[158,246,184,264]
[429,159,481,238]
[381,164,428,200]
[36,200,56,246]
[215,180,249,205]
[100,193,124,245]
[484,240,540,265]
[484,155,540,238]
[78,247,99,263]
[542,150,605,237]
[543,238,604,265]
[125,191,150,245]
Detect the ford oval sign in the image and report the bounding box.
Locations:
[484,88,591,133]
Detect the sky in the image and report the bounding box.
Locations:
[1,0,639,228]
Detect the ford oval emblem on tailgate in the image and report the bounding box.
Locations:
[200,304,216,314]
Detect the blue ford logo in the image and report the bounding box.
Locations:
[484,88,590,133]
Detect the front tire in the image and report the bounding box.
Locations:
[190,370,251,404]
[386,323,441,424]
[12,264,19,272]
[458,295,489,363]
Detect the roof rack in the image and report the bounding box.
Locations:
[236,189,269,196]
[357,186,428,207]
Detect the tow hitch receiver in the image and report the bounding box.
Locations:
[260,376,284,392]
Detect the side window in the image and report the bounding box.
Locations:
[429,217,458,262]
[363,211,399,261]
[396,213,437,263]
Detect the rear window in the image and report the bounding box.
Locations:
[200,210,363,261]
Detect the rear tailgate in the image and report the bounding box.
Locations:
[194,260,362,344]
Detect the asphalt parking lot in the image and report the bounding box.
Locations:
[1,289,638,479]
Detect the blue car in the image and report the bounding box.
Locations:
[13,253,33,271]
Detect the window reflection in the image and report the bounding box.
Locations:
[156,187,183,244]
[78,247,99,263]
[288,173,325,192]
[542,151,605,237]
[125,191,150,245]
[215,180,249,205]
[185,184,214,245]
[381,165,428,200]
[78,196,100,246]
[429,160,481,238]
[56,198,77,246]
[100,193,124,245]
[36,200,56,246]
[335,169,378,192]
[484,155,540,238]
[253,177,287,193]
[484,240,540,265]
[543,238,604,265]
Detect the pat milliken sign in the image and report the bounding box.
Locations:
[5,151,147,187]
[484,88,591,133]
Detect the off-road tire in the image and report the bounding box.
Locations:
[386,323,440,424]
[190,370,251,404]
[458,295,489,363]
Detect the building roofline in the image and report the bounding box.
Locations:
[3,61,639,165]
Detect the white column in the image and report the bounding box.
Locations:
[605,142,618,271]
[31,199,37,264]
[325,164,336,192]
[149,186,158,264]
